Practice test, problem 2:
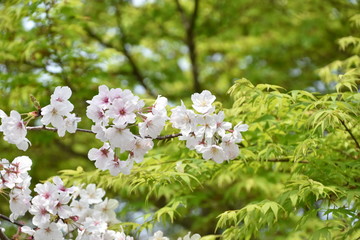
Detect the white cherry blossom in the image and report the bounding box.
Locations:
[88,143,114,170]
[0,110,30,151]
[139,114,166,139]
[50,86,74,112]
[191,90,216,114]
[108,98,137,126]
[33,222,64,240]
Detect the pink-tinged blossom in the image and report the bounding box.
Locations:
[50,86,74,112]
[82,216,108,233]
[9,191,31,221]
[152,96,168,118]
[108,158,134,176]
[170,101,197,136]
[179,134,204,150]
[21,226,35,236]
[129,137,154,163]
[87,85,111,109]
[149,231,169,240]
[214,111,232,137]
[33,222,64,240]
[138,114,166,139]
[230,122,249,143]
[0,110,31,151]
[29,196,52,227]
[41,101,69,127]
[177,232,201,240]
[53,176,76,194]
[110,88,137,104]
[194,115,217,138]
[53,192,72,219]
[91,123,107,142]
[191,90,216,114]
[80,184,105,204]
[198,145,226,163]
[105,125,135,151]
[34,182,58,200]
[10,156,32,179]
[108,98,137,126]
[88,143,114,170]
[221,136,240,160]
[105,230,134,240]
[57,113,81,137]
[94,198,119,223]
[86,104,108,125]
[70,200,90,222]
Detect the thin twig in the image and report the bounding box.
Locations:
[26,126,182,140]
[340,119,360,150]
[265,158,309,164]
[114,5,157,98]
[83,14,156,97]
[26,126,93,133]
[0,214,24,228]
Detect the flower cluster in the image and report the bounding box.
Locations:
[21,180,133,240]
[86,85,167,175]
[1,156,132,240]
[171,90,248,163]
[41,86,81,137]
[0,156,32,221]
[2,156,201,240]
[0,87,81,151]
[0,85,247,174]
[0,110,31,151]
[149,231,201,240]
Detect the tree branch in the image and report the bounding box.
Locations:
[0,214,24,228]
[26,126,182,140]
[84,14,156,98]
[26,126,93,134]
[340,119,360,150]
[0,230,10,240]
[174,0,201,92]
[265,158,309,164]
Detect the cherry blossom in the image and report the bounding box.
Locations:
[88,143,115,170]
[177,232,201,240]
[0,110,30,151]
[33,222,64,240]
[191,90,216,114]
[149,230,169,240]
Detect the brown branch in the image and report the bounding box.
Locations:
[26,126,182,140]
[114,6,156,98]
[84,13,156,97]
[0,214,24,228]
[340,119,360,150]
[266,158,309,164]
[0,230,10,240]
[26,126,93,134]
[174,0,201,92]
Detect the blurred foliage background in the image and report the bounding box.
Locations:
[0,0,360,239]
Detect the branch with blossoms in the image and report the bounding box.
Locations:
[26,126,182,140]
[0,156,201,240]
[0,86,249,175]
